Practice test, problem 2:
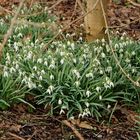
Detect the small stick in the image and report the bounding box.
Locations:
[7,132,25,140]
[0,0,25,60]
[63,120,84,140]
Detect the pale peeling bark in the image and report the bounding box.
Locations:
[84,0,108,42]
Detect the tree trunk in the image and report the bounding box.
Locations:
[84,0,109,42]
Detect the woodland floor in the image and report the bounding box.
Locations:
[0,0,140,140]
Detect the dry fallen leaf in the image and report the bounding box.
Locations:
[70,119,94,129]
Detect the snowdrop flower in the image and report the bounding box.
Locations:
[125,58,130,63]
[6,53,10,62]
[67,41,71,46]
[101,52,106,58]
[85,102,89,108]
[86,90,91,97]
[27,51,32,60]
[96,86,101,92]
[44,61,48,66]
[106,66,112,73]
[131,51,136,56]
[86,73,93,78]
[79,37,83,41]
[41,70,45,75]
[58,99,62,105]
[60,59,64,65]
[73,58,77,64]
[50,74,54,80]
[46,85,54,94]
[99,95,102,100]
[74,81,80,87]
[3,71,8,77]
[60,109,65,115]
[33,66,37,71]
[37,58,43,63]
[71,42,75,50]
[107,104,111,109]
[17,33,23,38]
[60,51,65,56]
[66,33,70,38]
[10,67,16,73]
[39,76,43,81]
[72,69,80,79]
[99,70,104,75]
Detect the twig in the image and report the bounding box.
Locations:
[63,120,84,140]
[127,0,140,7]
[0,0,25,60]
[7,132,25,140]
[100,0,140,88]
[44,0,99,50]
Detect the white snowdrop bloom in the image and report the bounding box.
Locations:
[119,48,123,53]
[86,73,93,78]
[106,66,112,73]
[60,59,64,65]
[38,84,43,88]
[58,99,62,105]
[86,90,91,97]
[60,51,65,56]
[50,74,54,80]
[35,39,39,44]
[6,53,10,61]
[47,85,54,94]
[131,51,136,56]
[27,81,36,89]
[17,33,23,38]
[101,52,106,58]
[33,66,37,71]
[73,58,77,64]
[37,58,43,63]
[10,67,16,73]
[15,63,19,70]
[125,58,130,63]
[13,42,19,52]
[49,64,55,69]
[109,81,114,88]
[41,70,45,75]
[44,61,48,66]
[66,33,70,38]
[99,95,102,100]
[99,70,104,75]
[83,54,87,59]
[71,42,75,50]
[31,73,35,78]
[67,41,71,46]
[101,38,105,43]
[39,75,43,81]
[27,51,32,60]
[85,102,89,107]
[79,37,83,41]
[114,44,119,49]
[107,104,111,109]
[96,86,101,92]
[60,109,65,115]
[132,68,136,73]
[72,69,80,79]
[104,83,110,89]
[4,71,8,77]
[74,81,80,87]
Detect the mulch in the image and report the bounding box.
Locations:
[0,106,139,140]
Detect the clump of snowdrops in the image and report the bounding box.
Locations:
[0,3,140,120]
